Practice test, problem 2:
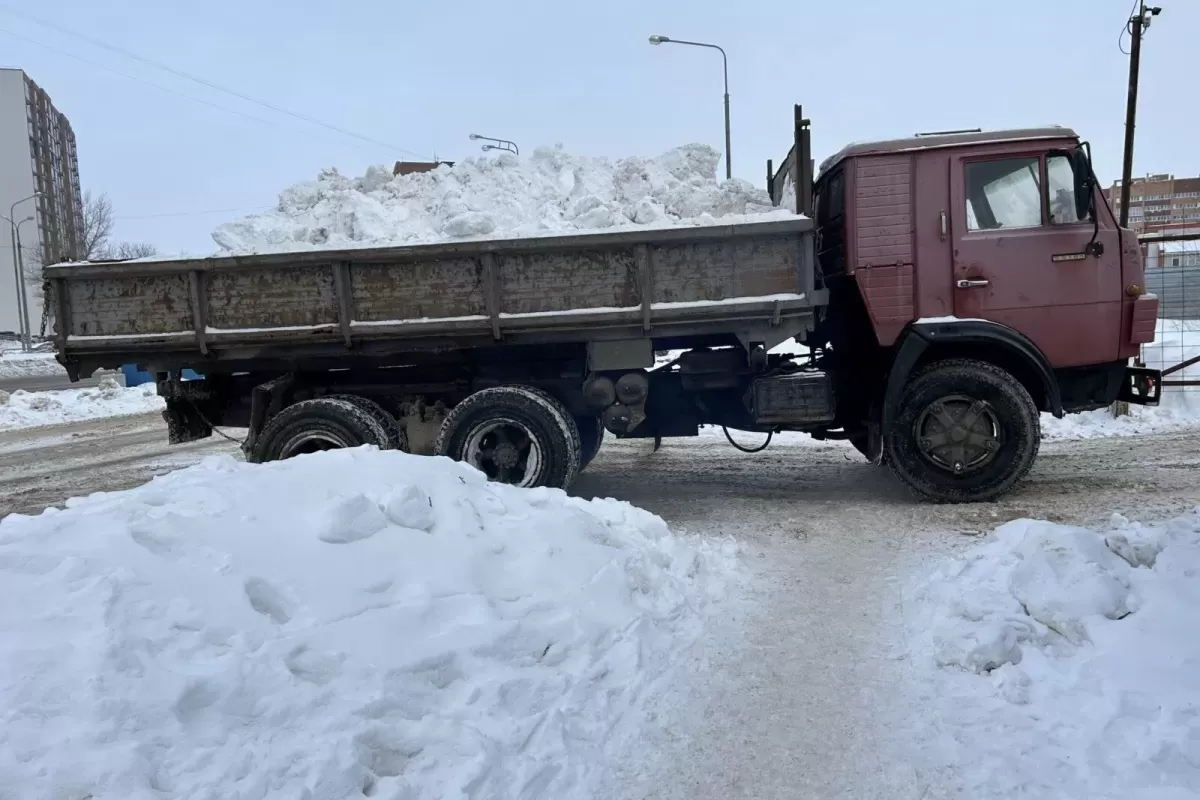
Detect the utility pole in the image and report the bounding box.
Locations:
[1118,2,1162,228]
[1115,2,1161,418]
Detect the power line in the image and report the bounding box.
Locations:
[0,25,414,160]
[0,26,279,129]
[0,4,433,160]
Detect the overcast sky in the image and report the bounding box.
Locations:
[1,0,1194,255]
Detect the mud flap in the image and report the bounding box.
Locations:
[164,398,213,444]
[1118,366,1161,406]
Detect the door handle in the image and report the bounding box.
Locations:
[956,279,989,288]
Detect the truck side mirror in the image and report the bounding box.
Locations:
[1072,145,1095,221]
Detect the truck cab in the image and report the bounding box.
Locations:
[779,122,1160,499]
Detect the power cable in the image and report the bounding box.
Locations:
[0,26,279,129]
[1119,0,1141,55]
[0,4,433,160]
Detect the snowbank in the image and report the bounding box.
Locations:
[0,447,737,799]
[213,144,792,253]
[905,510,1200,798]
[0,350,63,380]
[0,380,164,431]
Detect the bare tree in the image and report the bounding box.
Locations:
[106,241,158,259]
[81,190,114,260]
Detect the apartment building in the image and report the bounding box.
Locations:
[0,68,83,337]
[1105,173,1200,234]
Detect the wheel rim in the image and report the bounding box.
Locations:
[279,431,348,459]
[464,418,542,487]
[914,394,1001,475]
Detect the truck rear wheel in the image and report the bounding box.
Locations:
[327,394,408,452]
[435,386,581,489]
[576,416,605,471]
[886,359,1039,503]
[248,397,393,463]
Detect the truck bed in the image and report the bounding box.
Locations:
[44,218,820,378]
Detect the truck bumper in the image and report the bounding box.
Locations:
[1118,366,1161,406]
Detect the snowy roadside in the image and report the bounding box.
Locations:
[0,447,738,799]
[0,349,64,380]
[902,509,1200,799]
[0,379,164,430]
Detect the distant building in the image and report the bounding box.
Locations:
[0,68,83,337]
[1105,173,1200,235]
[393,160,454,177]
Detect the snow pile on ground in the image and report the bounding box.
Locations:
[904,510,1200,798]
[213,144,790,253]
[0,379,164,430]
[0,350,63,380]
[0,447,737,800]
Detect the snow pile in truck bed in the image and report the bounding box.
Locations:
[0,447,737,800]
[0,381,164,431]
[212,144,791,253]
[904,510,1200,798]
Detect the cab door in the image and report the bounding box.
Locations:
[949,150,1122,367]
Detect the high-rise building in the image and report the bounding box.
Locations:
[1105,173,1200,235]
[0,68,83,338]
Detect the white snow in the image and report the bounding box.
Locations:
[904,509,1200,799]
[0,447,737,800]
[211,144,794,254]
[0,380,164,431]
[0,350,64,380]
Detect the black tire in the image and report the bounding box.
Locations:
[328,394,408,452]
[248,397,393,464]
[576,416,605,471]
[436,386,580,491]
[886,359,1040,503]
[435,386,581,489]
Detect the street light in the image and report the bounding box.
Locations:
[15,216,38,351]
[7,192,40,351]
[649,34,732,180]
[469,133,519,156]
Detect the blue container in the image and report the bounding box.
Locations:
[121,364,202,387]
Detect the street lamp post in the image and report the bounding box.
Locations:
[7,192,41,351]
[649,35,731,180]
[15,216,38,351]
[469,133,519,156]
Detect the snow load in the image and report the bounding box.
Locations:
[0,448,736,799]
[212,144,792,253]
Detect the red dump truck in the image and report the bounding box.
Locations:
[44,107,1160,502]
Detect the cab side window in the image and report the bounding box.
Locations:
[964,157,1042,231]
[1046,154,1083,225]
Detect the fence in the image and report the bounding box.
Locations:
[1140,233,1200,397]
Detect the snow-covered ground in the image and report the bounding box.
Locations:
[0,348,63,380]
[211,144,791,254]
[0,379,163,430]
[904,509,1200,799]
[0,447,736,799]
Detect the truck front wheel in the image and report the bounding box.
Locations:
[435,386,582,489]
[886,359,1040,503]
